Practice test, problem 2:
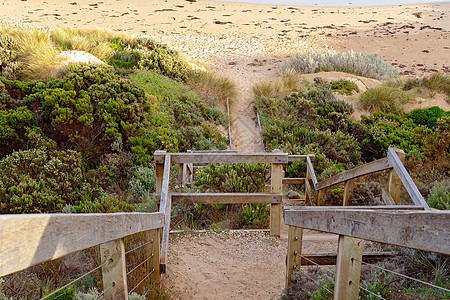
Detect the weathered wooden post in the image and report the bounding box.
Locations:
[388,148,405,204]
[342,180,352,206]
[305,155,314,204]
[334,236,364,300]
[100,238,128,300]
[146,228,161,288]
[286,226,303,287]
[155,150,166,208]
[270,150,283,237]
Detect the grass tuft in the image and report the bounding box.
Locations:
[188,71,237,107]
[359,87,415,114]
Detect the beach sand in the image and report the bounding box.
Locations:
[1,1,449,298]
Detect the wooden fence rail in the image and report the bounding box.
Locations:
[0,212,165,299]
[284,207,450,299]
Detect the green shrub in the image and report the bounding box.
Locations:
[0,148,99,213]
[0,106,37,156]
[282,48,398,80]
[407,106,449,128]
[329,79,360,95]
[427,181,449,210]
[359,87,414,115]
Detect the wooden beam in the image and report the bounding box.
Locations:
[146,228,161,287]
[158,155,171,272]
[189,150,238,153]
[101,239,128,300]
[271,151,284,237]
[381,188,396,206]
[282,178,306,185]
[388,148,405,204]
[0,212,164,277]
[154,152,289,164]
[284,209,450,255]
[286,226,303,287]
[300,252,395,266]
[304,180,312,205]
[306,156,318,189]
[342,180,352,206]
[288,154,316,162]
[284,205,425,211]
[317,158,392,190]
[317,189,325,206]
[334,236,364,300]
[387,147,430,210]
[169,193,282,204]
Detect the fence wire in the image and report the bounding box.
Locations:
[40,259,111,300]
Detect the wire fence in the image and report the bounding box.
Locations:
[291,237,449,299]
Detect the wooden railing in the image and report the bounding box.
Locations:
[284,207,450,299]
[304,147,430,209]
[0,212,164,299]
[284,147,443,300]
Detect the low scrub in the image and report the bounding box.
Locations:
[282,48,398,80]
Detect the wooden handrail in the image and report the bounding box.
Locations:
[0,212,164,277]
[159,154,172,272]
[154,152,289,164]
[284,208,450,255]
[306,156,318,189]
[288,154,316,162]
[387,147,430,210]
[169,193,282,204]
[316,158,392,191]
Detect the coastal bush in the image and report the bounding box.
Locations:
[0,148,99,213]
[282,48,398,80]
[407,106,449,128]
[329,79,360,95]
[358,87,414,115]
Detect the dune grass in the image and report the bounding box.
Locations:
[188,71,237,107]
[0,20,126,79]
[359,86,415,115]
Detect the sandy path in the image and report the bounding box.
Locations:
[210,55,283,152]
[164,230,339,300]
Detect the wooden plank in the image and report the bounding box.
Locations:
[317,158,392,190]
[306,156,318,189]
[154,152,289,164]
[271,151,284,237]
[304,180,312,205]
[288,154,316,162]
[300,252,395,266]
[282,178,306,185]
[388,148,405,204]
[381,188,396,206]
[189,150,238,153]
[101,238,128,300]
[387,147,430,210]
[170,193,282,204]
[182,163,188,187]
[334,236,364,300]
[317,189,325,206]
[146,228,161,287]
[342,180,352,206]
[286,226,303,287]
[0,212,164,277]
[155,150,166,195]
[284,209,450,255]
[158,155,171,272]
[178,163,183,188]
[284,205,425,211]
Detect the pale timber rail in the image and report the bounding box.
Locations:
[0,213,164,299]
